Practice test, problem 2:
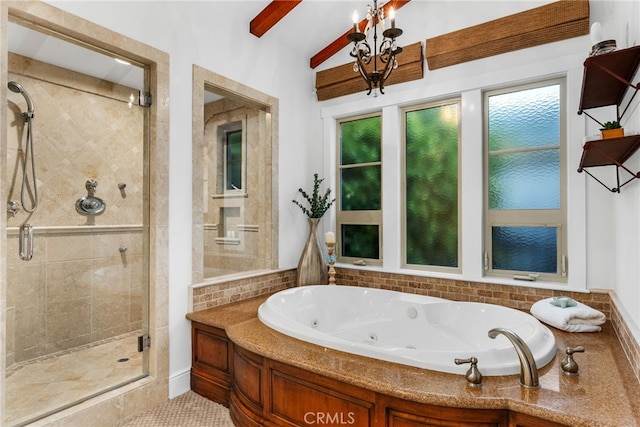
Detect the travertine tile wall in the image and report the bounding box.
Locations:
[6,55,144,365]
[191,269,295,312]
[202,98,270,277]
[336,269,611,317]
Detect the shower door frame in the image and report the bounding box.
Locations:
[0,1,169,424]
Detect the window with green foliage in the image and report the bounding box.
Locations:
[226,129,242,190]
[403,100,460,270]
[484,79,567,281]
[337,113,382,264]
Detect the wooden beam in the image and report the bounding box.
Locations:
[310,0,411,69]
[315,41,423,101]
[250,0,303,38]
[425,0,589,70]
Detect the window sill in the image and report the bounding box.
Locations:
[214,237,241,246]
[211,192,247,200]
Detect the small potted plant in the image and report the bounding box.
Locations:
[292,173,335,286]
[600,121,624,139]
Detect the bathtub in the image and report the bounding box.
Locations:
[258,285,557,376]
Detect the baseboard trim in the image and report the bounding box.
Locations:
[169,369,192,399]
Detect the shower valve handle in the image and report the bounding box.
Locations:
[86,180,98,195]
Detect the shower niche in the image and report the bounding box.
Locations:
[4,16,150,426]
[192,65,278,282]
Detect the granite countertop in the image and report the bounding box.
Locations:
[187,295,640,427]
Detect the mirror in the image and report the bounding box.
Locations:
[192,65,278,283]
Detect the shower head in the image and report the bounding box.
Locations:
[8,81,34,113]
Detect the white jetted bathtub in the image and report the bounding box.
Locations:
[258,285,557,376]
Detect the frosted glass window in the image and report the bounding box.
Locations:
[340,166,381,210]
[489,149,559,209]
[488,84,560,210]
[404,102,459,268]
[340,116,381,165]
[484,80,566,281]
[492,227,557,273]
[225,130,242,190]
[341,224,379,259]
[336,113,382,264]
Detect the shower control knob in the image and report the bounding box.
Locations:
[119,245,128,253]
[454,356,482,386]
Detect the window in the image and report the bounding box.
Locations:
[484,79,567,281]
[225,129,242,190]
[403,100,460,270]
[336,113,382,265]
[216,121,244,194]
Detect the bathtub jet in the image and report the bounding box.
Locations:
[258,285,557,376]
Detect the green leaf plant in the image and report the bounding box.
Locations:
[600,121,621,130]
[292,173,336,219]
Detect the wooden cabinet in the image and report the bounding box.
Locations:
[383,396,508,427]
[190,322,233,406]
[508,412,567,427]
[190,321,568,427]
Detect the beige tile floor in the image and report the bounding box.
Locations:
[5,334,144,426]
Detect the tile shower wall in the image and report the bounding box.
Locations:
[202,99,271,277]
[5,54,144,365]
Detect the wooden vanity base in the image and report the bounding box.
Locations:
[190,321,565,427]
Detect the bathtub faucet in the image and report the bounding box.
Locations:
[488,327,539,389]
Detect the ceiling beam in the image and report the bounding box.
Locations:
[250,0,303,38]
[310,0,411,69]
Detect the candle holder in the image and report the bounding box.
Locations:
[326,242,336,285]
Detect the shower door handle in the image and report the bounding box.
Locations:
[19,224,34,261]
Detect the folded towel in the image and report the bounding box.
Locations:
[530,297,606,332]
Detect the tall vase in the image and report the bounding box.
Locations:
[296,217,328,286]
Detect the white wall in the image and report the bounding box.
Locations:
[45,0,640,398]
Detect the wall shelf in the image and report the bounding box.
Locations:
[577,45,640,192]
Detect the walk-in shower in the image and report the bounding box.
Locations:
[4,20,150,426]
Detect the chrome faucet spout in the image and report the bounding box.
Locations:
[488,327,539,389]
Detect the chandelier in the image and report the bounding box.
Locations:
[347,0,403,96]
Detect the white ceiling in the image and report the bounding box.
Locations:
[7,1,393,90]
[8,21,145,89]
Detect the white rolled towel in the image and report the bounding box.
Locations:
[530,297,606,332]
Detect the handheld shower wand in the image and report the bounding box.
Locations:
[8,81,38,213]
[8,81,34,118]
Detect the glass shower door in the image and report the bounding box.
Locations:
[4,21,149,426]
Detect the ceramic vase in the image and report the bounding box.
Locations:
[296,217,328,286]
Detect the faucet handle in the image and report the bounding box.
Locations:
[561,346,585,375]
[454,356,483,386]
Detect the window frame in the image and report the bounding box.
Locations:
[401,98,462,273]
[336,111,383,266]
[483,78,568,283]
[216,120,246,196]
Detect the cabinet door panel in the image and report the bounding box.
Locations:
[269,369,374,427]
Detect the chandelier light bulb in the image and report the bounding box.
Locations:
[389,7,395,29]
[352,10,359,32]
